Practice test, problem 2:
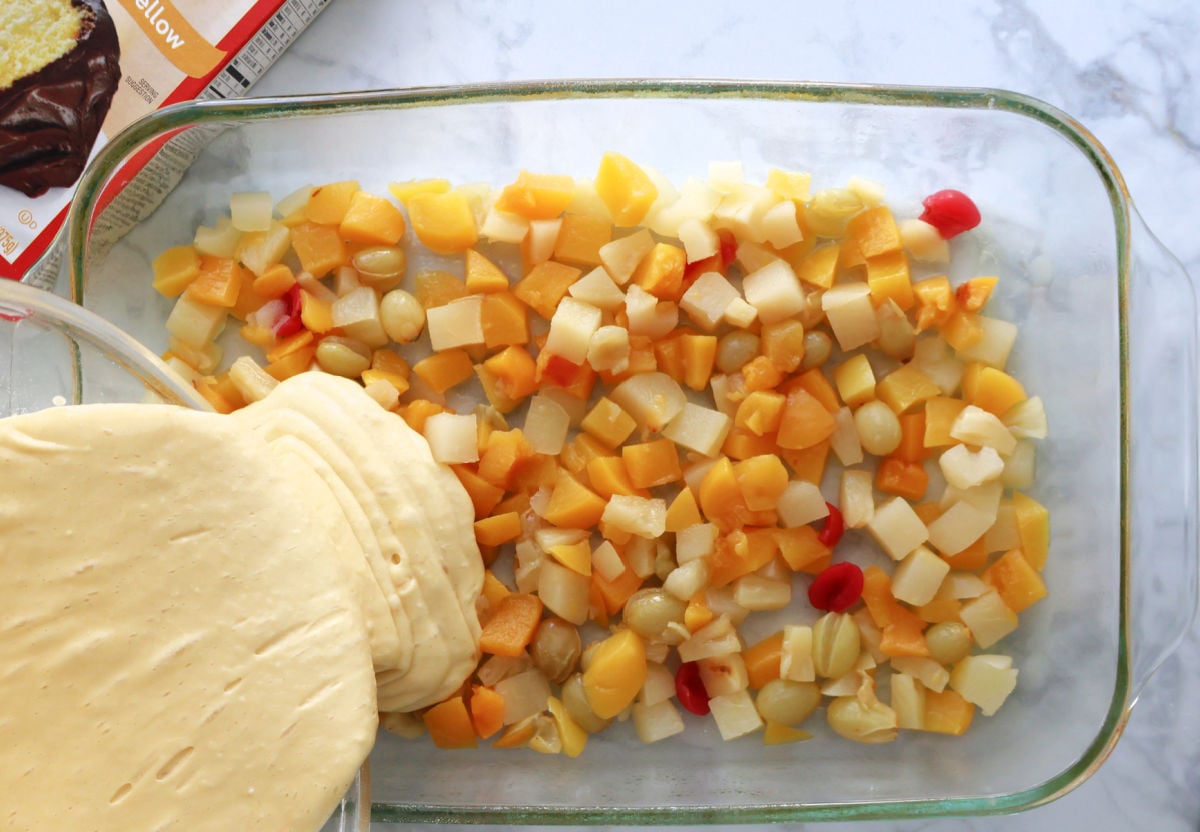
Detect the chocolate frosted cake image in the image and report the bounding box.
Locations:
[0,0,121,198]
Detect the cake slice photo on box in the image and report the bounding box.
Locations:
[0,0,122,198]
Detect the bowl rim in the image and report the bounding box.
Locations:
[62,79,1137,824]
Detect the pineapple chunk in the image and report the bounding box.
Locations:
[676,522,718,563]
[425,295,485,351]
[822,282,880,351]
[949,655,1018,716]
[545,298,602,364]
[568,267,626,311]
[866,497,929,560]
[1003,396,1048,439]
[331,287,389,348]
[950,405,1017,455]
[662,403,732,457]
[958,590,1018,648]
[598,228,655,285]
[166,295,226,348]
[890,673,926,730]
[601,495,668,539]
[699,654,751,697]
[587,325,631,374]
[743,260,807,325]
[524,395,571,456]
[927,500,995,556]
[632,700,685,744]
[680,272,741,331]
[939,444,1005,489]
[610,372,687,432]
[956,316,1018,369]
[625,284,679,338]
[830,407,865,466]
[780,625,815,682]
[423,412,480,464]
[898,218,949,263]
[1002,440,1037,489]
[480,207,530,243]
[840,469,875,529]
[709,690,764,740]
[678,615,742,662]
[777,481,829,528]
[890,545,951,606]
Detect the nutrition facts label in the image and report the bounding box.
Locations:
[204,0,330,100]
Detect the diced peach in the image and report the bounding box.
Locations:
[760,320,806,374]
[413,269,468,309]
[780,441,830,485]
[880,619,931,658]
[252,263,296,299]
[665,487,704,533]
[592,556,644,616]
[266,330,315,364]
[586,456,643,499]
[861,566,926,631]
[622,439,683,489]
[955,276,998,312]
[542,472,608,529]
[360,368,410,396]
[924,397,968,447]
[968,366,1027,416]
[412,349,474,393]
[1011,491,1050,570]
[789,368,840,413]
[495,171,576,220]
[740,356,785,396]
[514,261,583,320]
[875,457,930,501]
[454,466,505,518]
[653,333,686,384]
[680,334,718,392]
[408,191,479,254]
[388,178,450,206]
[184,256,242,308]
[400,399,445,434]
[865,250,914,311]
[299,290,334,333]
[794,243,840,289]
[477,429,536,490]
[833,354,876,408]
[595,152,658,226]
[465,249,511,294]
[290,222,347,278]
[684,596,714,632]
[632,242,687,300]
[707,528,781,588]
[469,685,506,740]
[896,412,928,462]
[913,275,956,331]
[941,310,984,351]
[735,390,786,436]
[474,512,523,547]
[981,549,1047,613]
[773,526,831,573]
[698,457,751,532]
[152,245,202,297]
[846,205,902,259]
[553,213,613,266]
[722,427,777,461]
[482,345,539,402]
[339,190,406,245]
[559,432,611,475]
[481,291,531,348]
[423,697,477,749]
[876,364,941,414]
[305,181,359,225]
[745,631,785,688]
[264,346,316,381]
[923,688,975,736]
[734,454,789,512]
[479,593,544,657]
[777,388,837,450]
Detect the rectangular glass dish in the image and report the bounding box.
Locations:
[57,80,1199,823]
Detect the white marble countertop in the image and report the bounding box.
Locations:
[254,1,1200,830]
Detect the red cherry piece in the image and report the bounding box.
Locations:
[272,285,304,338]
[919,189,981,239]
[817,502,844,548]
[541,354,582,388]
[808,561,865,613]
[675,661,710,716]
[717,229,738,269]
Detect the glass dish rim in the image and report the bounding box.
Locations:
[63,78,1134,823]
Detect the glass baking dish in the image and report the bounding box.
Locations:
[56,80,1198,823]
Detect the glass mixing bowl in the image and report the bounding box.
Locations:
[56,80,1198,823]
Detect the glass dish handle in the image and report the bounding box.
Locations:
[1127,210,1200,701]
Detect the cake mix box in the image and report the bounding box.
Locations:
[0,0,331,284]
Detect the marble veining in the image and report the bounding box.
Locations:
[252,1,1200,830]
